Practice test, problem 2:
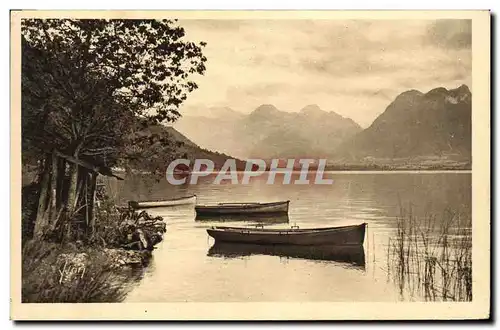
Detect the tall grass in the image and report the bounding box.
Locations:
[22,240,142,303]
[387,206,472,301]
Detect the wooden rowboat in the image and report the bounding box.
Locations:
[128,195,197,209]
[206,223,366,246]
[208,242,365,267]
[195,200,289,216]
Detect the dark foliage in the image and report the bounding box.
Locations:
[22,19,207,167]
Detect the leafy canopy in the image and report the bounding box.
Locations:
[22,19,207,161]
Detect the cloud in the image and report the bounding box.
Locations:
[177,19,472,128]
[426,20,472,49]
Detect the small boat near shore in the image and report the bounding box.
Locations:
[195,200,290,216]
[128,195,197,209]
[206,223,367,246]
[208,242,365,267]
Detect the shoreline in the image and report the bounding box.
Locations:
[21,198,167,303]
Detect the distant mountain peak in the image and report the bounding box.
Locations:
[300,104,323,113]
[448,84,472,105]
[451,84,471,98]
[387,89,425,113]
[255,104,278,111]
[426,87,449,97]
[396,89,424,100]
[455,84,471,93]
[299,104,349,121]
[177,101,362,160]
[334,84,471,163]
[250,104,281,117]
[423,85,472,105]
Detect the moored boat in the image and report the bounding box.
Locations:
[206,223,366,246]
[195,200,289,216]
[128,195,197,209]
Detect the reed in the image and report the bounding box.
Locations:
[387,206,472,301]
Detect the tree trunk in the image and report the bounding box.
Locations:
[74,167,85,211]
[48,152,59,224]
[66,162,79,214]
[84,173,89,228]
[88,172,98,233]
[33,154,51,238]
[56,157,65,209]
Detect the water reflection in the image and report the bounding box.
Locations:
[207,242,366,269]
[195,213,290,224]
[114,173,471,302]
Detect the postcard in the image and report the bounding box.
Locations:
[11,9,490,320]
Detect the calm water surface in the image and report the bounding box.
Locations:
[106,172,471,302]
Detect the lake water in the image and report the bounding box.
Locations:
[106,172,471,302]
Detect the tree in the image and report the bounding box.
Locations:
[22,19,206,159]
[21,19,207,239]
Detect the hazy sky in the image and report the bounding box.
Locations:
[177,19,471,128]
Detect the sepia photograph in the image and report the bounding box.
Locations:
[10,10,490,320]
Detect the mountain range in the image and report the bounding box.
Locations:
[334,85,471,167]
[174,104,362,160]
[173,84,472,169]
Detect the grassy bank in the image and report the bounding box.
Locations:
[386,207,472,301]
[22,193,166,303]
[22,240,148,303]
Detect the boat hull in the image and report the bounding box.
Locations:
[129,195,197,209]
[195,201,289,216]
[207,223,366,246]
